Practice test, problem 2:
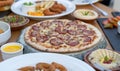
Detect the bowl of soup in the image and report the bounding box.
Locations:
[0,42,24,60]
[0,21,11,46]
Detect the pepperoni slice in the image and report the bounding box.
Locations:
[83,30,95,36]
[40,22,49,28]
[32,25,39,31]
[66,39,79,46]
[84,37,91,42]
[30,31,38,37]
[50,38,63,46]
[73,20,78,25]
[67,21,77,25]
[49,32,59,37]
[64,34,71,41]
[55,27,67,34]
[77,25,87,30]
[56,34,64,40]
[67,30,77,35]
[57,21,64,27]
[66,21,77,28]
[55,27,61,32]
[36,35,49,43]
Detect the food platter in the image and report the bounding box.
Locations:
[67,0,99,5]
[11,0,76,20]
[0,53,95,71]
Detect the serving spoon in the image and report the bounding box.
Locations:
[86,0,108,16]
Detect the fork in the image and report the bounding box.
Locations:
[86,0,108,16]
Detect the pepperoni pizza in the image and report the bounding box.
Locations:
[24,19,102,53]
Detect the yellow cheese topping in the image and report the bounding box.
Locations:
[3,45,21,52]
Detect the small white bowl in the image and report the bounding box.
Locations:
[21,2,35,14]
[0,21,11,46]
[73,9,98,21]
[0,42,24,60]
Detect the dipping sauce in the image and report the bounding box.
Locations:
[0,29,4,34]
[1,42,24,60]
[73,9,98,20]
[3,45,22,52]
[22,2,35,14]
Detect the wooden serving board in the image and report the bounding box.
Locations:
[17,28,107,60]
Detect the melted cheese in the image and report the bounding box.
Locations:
[40,28,50,35]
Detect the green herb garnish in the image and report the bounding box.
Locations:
[103,56,113,64]
[23,2,33,6]
[104,56,109,62]
[9,17,16,23]
[81,11,90,16]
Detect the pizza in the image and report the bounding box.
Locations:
[24,19,102,53]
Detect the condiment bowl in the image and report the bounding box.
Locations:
[0,21,11,46]
[0,42,24,60]
[0,15,29,30]
[84,49,120,71]
[73,9,98,21]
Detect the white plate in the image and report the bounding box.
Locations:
[11,0,76,20]
[67,0,99,5]
[0,53,95,71]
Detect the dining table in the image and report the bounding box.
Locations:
[0,2,116,62]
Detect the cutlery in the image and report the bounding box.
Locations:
[86,0,108,16]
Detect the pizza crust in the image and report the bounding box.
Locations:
[24,19,102,53]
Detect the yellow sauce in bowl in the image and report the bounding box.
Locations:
[3,45,22,52]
